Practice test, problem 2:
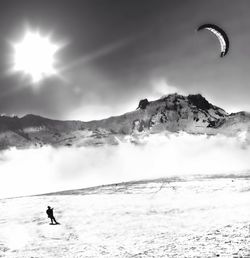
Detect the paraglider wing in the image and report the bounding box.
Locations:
[197,24,229,57]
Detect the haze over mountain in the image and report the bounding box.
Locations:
[0,93,249,150]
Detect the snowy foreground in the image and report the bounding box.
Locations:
[1,176,250,257]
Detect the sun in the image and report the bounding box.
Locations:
[11,31,60,83]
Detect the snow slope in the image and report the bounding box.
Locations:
[0,176,250,257]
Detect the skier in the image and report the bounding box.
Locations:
[46,206,59,225]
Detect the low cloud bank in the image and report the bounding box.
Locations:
[0,133,249,198]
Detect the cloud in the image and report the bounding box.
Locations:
[0,132,249,199]
[150,78,185,100]
[68,104,117,121]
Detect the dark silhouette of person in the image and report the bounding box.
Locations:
[46,206,59,224]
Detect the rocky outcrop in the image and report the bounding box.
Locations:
[137,99,149,110]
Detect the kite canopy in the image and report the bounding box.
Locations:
[197,24,229,57]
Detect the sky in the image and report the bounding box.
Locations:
[0,0,250,121]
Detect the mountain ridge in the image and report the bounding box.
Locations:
[0,93,249,149]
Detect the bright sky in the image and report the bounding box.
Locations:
[0,0,249,120]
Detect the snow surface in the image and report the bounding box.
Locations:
[1,176,250,257]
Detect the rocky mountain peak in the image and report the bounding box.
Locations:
[187,94,212,110]
[0,93,249,149]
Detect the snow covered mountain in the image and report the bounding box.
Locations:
[0,93,250,149]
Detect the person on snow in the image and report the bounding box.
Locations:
[46,206,59,224]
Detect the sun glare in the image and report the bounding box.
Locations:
[12,31,60,83]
